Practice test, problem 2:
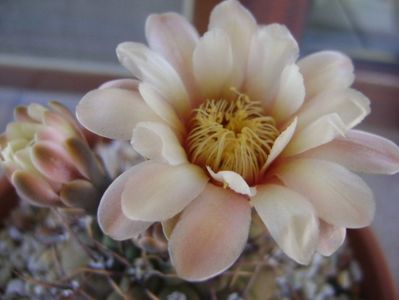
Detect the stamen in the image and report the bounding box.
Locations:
[187,90,279,184]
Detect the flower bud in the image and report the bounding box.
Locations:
[0,102,109,212]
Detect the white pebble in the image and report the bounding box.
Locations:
[304,280,317,298]
[167,291,187,300]
[227,292,243,300]
[6,279,26,295]
[338,270,352,289]
[314,283,335,300]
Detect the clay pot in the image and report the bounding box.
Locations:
[348,228,398,299]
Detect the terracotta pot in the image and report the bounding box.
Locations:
[0,177,397,299]
[348,228,398,300]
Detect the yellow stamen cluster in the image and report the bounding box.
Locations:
[187,91,279,184]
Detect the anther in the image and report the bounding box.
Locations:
[187,90,279,184]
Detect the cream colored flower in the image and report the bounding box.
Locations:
[76,0,399,281]
[0,102,107,211]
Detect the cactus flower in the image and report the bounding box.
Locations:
[76,0,399,281]
[0,102,108,212]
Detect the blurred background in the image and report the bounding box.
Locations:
[0,0,398,289]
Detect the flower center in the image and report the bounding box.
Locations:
[187,90,279,184]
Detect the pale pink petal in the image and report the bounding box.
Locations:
[169,183,251,281]
[121,162,208,222]
[48,101,74,116]
[43,111,82,139]
[251,184,318,264]
[99,78,140,91]
[246,24,299,108]
[27,103,47,122]
[12,170,60,206]
[116,42,190,116]
[206,167,255,197]
[64,138,106,188]
[59,179,100,212]
[146,12,199,98]
[14,106,35,122]
[209,0,257,87]
[3,138,27,153]
[76,88,161,140]
[132,122,188,166]
[31,141,80,183]
[162,215,180,240]
[317,220,346,256]
[48,101,82,134]
[260,118,297,173]
[275,158,375,228]
[298,51,354,100]
[2,142,35,179]
[6,122,42,141]
[193,28,233,98]
[35,127,66,144]
[303,129,399,175]
[98,167,152,240]
[138,83,185,133]
[10,146,35,171]
[271,64,305,123]
[283,114,346,156]
[296,89,370,130]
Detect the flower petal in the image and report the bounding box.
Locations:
[283,113,346,156]
[246,24,299,108]
[98,167,152,240]
[35,126,67,144]
[31,141,80,183]
[303,130,399,175]
[162,214,180,240]
[132,122,188,166]
[297,88,370,131]
[64,137,106,188]
[193,28,233,98]
[76,88,161,140]
[43,110,82,139]
[209,0,257,87]
[298,51,354,100]
[206,167,255,197]
[14,106,35,122]
[9,145,34,171]
[59,179,101,213]
[121,162,208,222]
[146,12,199,98]
[261,118,297,173]
[251,184,318,264]
[275,158,375,228]
[27,103,47,122]
[48,101,81,132]
[169,183,251,281]
[271,64,305,123]
[116,42,190,116]
[12,170,60,206]
[6,122,42,141]
[99,79,140,91]
[317,220,346,256]
[138,82,185,133]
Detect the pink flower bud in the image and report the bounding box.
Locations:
[0,102,108,212]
